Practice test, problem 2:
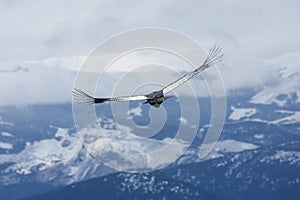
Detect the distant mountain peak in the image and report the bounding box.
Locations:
[250,64,300,107]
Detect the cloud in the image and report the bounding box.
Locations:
[0,64,76,106]
[2,0,298,60]
[0,0,300,105]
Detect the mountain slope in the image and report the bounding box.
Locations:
[250,65,300,108]
[1,64,300,199]
[26,171,221,200]
[26,141,300,200]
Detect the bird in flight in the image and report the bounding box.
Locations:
[72,45,223,108]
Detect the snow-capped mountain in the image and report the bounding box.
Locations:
[1,64,300,199]
[250,65,300,107]
[26,141,300,200]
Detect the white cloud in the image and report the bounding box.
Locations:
[1,0,299,60]
[0,0,300,105]
[0,64,76,106]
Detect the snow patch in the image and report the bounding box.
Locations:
[0,116,13,126]
[271,111,300,124]
[180,139,259,164]
[0,128,82,176]
[211,139,258,153]
[228,108,300,125]
[254,134,264,139]
[178,117,187,124]
[0,142,13,150]
[261,151,300,165]
[229,107,257,120]
[128,106,143,117]
[249,110,300,125]
[1,132,13,137]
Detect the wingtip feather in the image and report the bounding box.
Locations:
[72,89,96,104]
[204,45,223,66]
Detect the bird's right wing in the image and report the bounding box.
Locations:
[162,45,223,94]
[72,89,148,104]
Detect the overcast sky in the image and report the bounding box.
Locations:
[0,0,300,105]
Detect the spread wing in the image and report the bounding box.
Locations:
[162,45,223,94]
[72,89,148,104]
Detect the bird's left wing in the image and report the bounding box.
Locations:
[162,45,223,94]
[72,89,148,104]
